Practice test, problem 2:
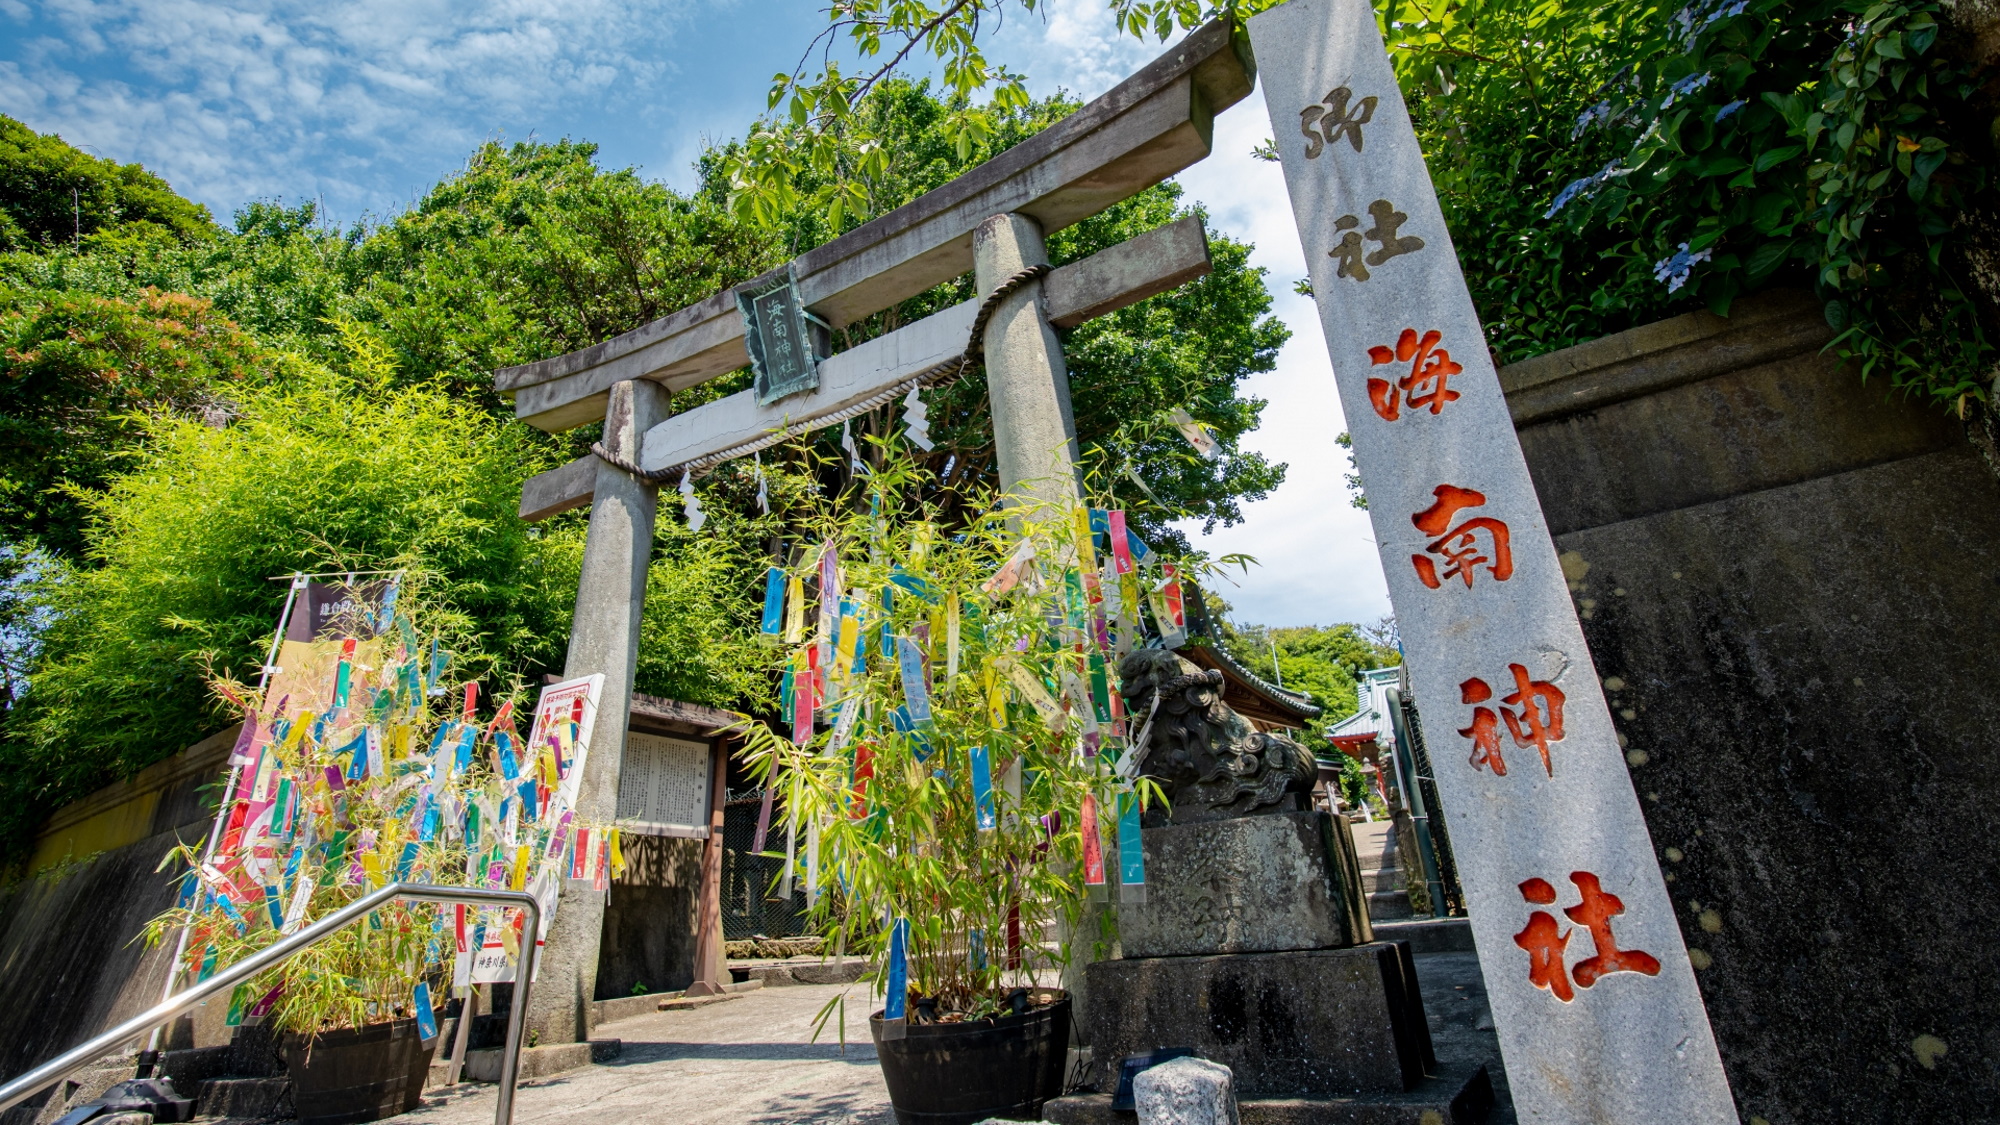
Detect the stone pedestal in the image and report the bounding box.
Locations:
[1071,810,1492,1124]
[1120,811,1371,959]
[1087,944,1432,1098]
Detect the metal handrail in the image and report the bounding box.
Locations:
[0,883,541,1125]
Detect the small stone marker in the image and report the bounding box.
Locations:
[1248,1,1737,1121]
[1133,1056,1239,1125]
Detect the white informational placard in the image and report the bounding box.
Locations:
[615,731,714,838]
[454,673,604,988]
[1247,2,1737,1121]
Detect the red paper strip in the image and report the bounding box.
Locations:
[851,743,876,820]
[1109,511,1134,575]
[1161,564,1186,628]
[1079,794,1106,886]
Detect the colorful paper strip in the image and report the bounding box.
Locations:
[969,744,996,832]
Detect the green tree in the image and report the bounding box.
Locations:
[0,115,217,251]
[0,289,268,559]
[0,330,547,854]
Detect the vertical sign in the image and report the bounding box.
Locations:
[1248,2,1737,1121]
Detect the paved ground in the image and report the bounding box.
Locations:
[406,952,1516,1125]
[411,983,895,1125]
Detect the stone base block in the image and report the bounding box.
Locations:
[193,1076,292,1119]
[1087,943,1434,1099]
[1118,811,1369,958]
[458,1038,620,1083]
[1042,1061,1492,1125]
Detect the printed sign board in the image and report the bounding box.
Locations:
[616,731,714,838]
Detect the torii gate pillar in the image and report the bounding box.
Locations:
[975,213,1082,508]
[530,377,670,1043]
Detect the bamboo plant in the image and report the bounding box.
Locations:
[734,456,1168,1026]
[143,587,618,1038]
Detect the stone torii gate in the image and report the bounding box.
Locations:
[492,19,1254,1044]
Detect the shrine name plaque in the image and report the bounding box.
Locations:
[616,731,713,838]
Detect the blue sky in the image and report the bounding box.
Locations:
[0,0,1391,632]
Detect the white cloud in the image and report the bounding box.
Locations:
[0,0,696,221]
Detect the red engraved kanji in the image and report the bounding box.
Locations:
[1458,677,1508,775]
[1514,878,1574,1002]
[1367,328,1464,421]
[1501,663,1566,777]
[1410,485,1514,589]
[1564,871,1662,987]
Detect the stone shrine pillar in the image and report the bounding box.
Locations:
[973,213,1083,510]
[1247,0,1736,1119]
[529,378,670,1043]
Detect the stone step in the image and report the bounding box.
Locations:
[590,978,764,1025]
[1359,867,1400,893]
[445,1039,622,1085]
[727,956,870,987]
[1366,888,1414,921]
[658,992,739,1012]
[1371,915,1475,954]
[1043,1060,1493,1124]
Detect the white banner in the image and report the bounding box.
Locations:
[1248,1,1736,1120]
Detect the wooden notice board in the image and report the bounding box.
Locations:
[616,731,713,838]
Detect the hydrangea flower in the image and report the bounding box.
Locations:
[1544,162,1629,220]
[1672,0,1749,42]
[1662,73,1712,109]
[1653,242,1713,293]
[1715,99,1748,121]
[1572,99,1614,140]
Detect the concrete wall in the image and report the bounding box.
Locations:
[0,727,239,1077]
[1499,290,2000,1123]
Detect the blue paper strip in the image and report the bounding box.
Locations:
[455,726,477,775]
[496,733,519,780]
[890,706,932,762]
[879,588,895,658]
[761,566,786,634]
[396,842,419,881]
[884,918,910,1021]
[264,885,284,930]
[1119,791,1145,887]
[969,744,996,832]
[896,636,932,726]
[889,567,938,603]
[413,982,439,1040]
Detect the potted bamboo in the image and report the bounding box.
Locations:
[146,588,618,1125]
[737,461,1170,1125]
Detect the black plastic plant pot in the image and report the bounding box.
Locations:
[282,1018,437,1125]
[869,993,1071,1125]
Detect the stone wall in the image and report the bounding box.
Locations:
[0,727,238,1077]
[596,834,704,1000]
[1498,290,2000,1123]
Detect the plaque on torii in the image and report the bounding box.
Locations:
[493,18,1254,1042]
